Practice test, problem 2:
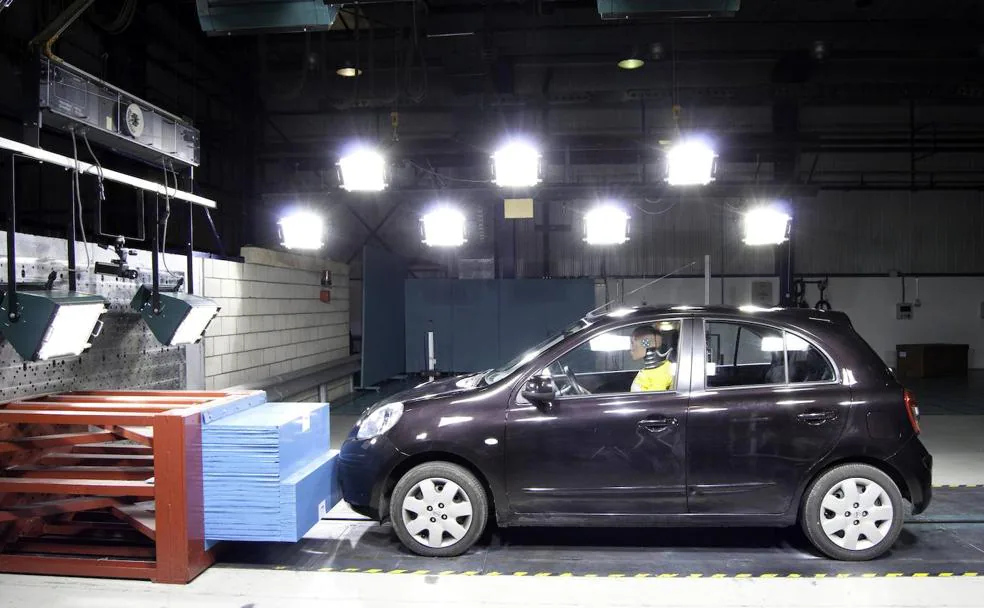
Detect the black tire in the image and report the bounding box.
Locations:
[389,461,488,557]
[801,463,905,561]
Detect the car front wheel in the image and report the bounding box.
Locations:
[389,461,488,557]
[801,463,905,561]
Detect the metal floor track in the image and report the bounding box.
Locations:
[217,487,984,579]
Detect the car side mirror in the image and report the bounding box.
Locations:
[521,375,556,406]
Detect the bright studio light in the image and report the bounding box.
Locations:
[421,207,466,247]
[666,139,716,186]
[492,140,541,188]
[278,211,325,250]
[584,205,629,245]
[743,206,791,246]
[0,291,108,361]
[338,146,386,192]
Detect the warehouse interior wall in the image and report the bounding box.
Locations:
[198,247,350,397]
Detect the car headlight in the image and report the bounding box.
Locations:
[356,402,404,440]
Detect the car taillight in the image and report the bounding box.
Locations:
[903,389,921,435]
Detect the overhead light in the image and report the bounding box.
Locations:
[618,45,645,70]
[131,285,220,346]
[666,139,716,186]
[0,291,107,361]
[336,62,362,78]
[338,145,386,192]
[278,211,324,250]
[589,334,631,352]
[492,140,541,188]
[421,206,466,247]
[743,206,791,246]
[584,204,629,245]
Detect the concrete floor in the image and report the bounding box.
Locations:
[2,376,983,607]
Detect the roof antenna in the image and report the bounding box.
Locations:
[585,260,698,317]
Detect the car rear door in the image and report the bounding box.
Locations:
[687,318,851,515]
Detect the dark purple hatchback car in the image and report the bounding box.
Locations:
[338,306,932,561]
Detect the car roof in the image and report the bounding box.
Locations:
[586,305,853,329]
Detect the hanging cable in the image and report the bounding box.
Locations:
[634,199,679,216]
[408,160,488,184]
[69,129,92,273]
[159,160,181,278]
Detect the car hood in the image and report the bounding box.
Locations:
[383,374,484,408]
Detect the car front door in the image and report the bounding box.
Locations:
[687,318,851,515]
[504,318,693,516]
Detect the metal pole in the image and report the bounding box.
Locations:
[186,202,194,294]
[68,170,77,292]
[704,254,710,305]
[5,155,18,321]
[151,195,161,315]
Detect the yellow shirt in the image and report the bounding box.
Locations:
[631,361,674,392]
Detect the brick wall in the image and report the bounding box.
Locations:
[199,247,350,396]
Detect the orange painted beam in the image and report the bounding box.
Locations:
[0,431,115,454]
[0,478,155,497]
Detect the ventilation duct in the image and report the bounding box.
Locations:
[197,0,339,36]
[597,0,739,19]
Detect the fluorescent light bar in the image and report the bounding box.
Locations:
[492,140,541,188]
[421,207,466,247]
[584,205,629,245]
[338,146,386,192]
[743,207,791,245]
[0,136,216,208]
[666,139,716,186]
[278,211,324,250]
[0,291,107,361]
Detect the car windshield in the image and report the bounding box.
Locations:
[483,319,591,385]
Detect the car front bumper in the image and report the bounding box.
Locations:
[337,430,404,521]
[887,436,933,515]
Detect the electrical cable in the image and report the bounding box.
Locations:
[634,199,679,215]
[159,160,181,278]
[408,160,488,184]
[69,129,92,273]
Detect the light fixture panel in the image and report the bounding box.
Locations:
[666,140,717,186]
[131,285,220,346]
[421,207,467,247]
[743,206,791,246]
[338,146,386,192]
[0,291,107,361]
[492,140,541,188]
[584,205,630,245]
[279,211,325,250]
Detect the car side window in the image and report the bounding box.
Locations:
[705,321,786,388]
[785,333,836,383]
[544,320,682,397]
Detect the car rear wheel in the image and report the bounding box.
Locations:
[801,463,905,561]
[389,461,488,557]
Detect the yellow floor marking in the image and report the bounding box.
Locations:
[388,569,407,574]
[365,568,382,574]
[735,574,752,579]
[438,570,457,576]
[814,574,827,579]
[342,568,360,573]
[559,573,573,578]
[786,573,801,579]
[711,574,727,579]
[688,573,704,579]
[487,572,501,577]
[411,570,430,575]
[273,566,287,571]
[938,572,954,577]
[861,573,878,578]
[963,572,979,577]
[608,573,625,578]
[886,573,904,578]
[913,573,929,578]
[658,573,679,579]
[513,571,528,577]
[583,574,598,578]
[318,567,334,573]
[634,573,650,579]
[535,572,552,577]
[462,571,479,576]
[759,573,778,579]
[836,573,852,579]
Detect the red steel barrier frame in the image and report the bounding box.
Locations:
[0,389,265,583]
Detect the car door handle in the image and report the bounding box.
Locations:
[638,417,678,432]
[797,410,838,425]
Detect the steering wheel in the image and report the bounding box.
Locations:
[562,365,587,396]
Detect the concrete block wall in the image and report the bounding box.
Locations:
[199,247,350,391]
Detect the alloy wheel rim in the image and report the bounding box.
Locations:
[401,477,473,548]
[819,477,894,551]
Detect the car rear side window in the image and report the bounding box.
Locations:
[705,321,836,388]
[785,333,836,383]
